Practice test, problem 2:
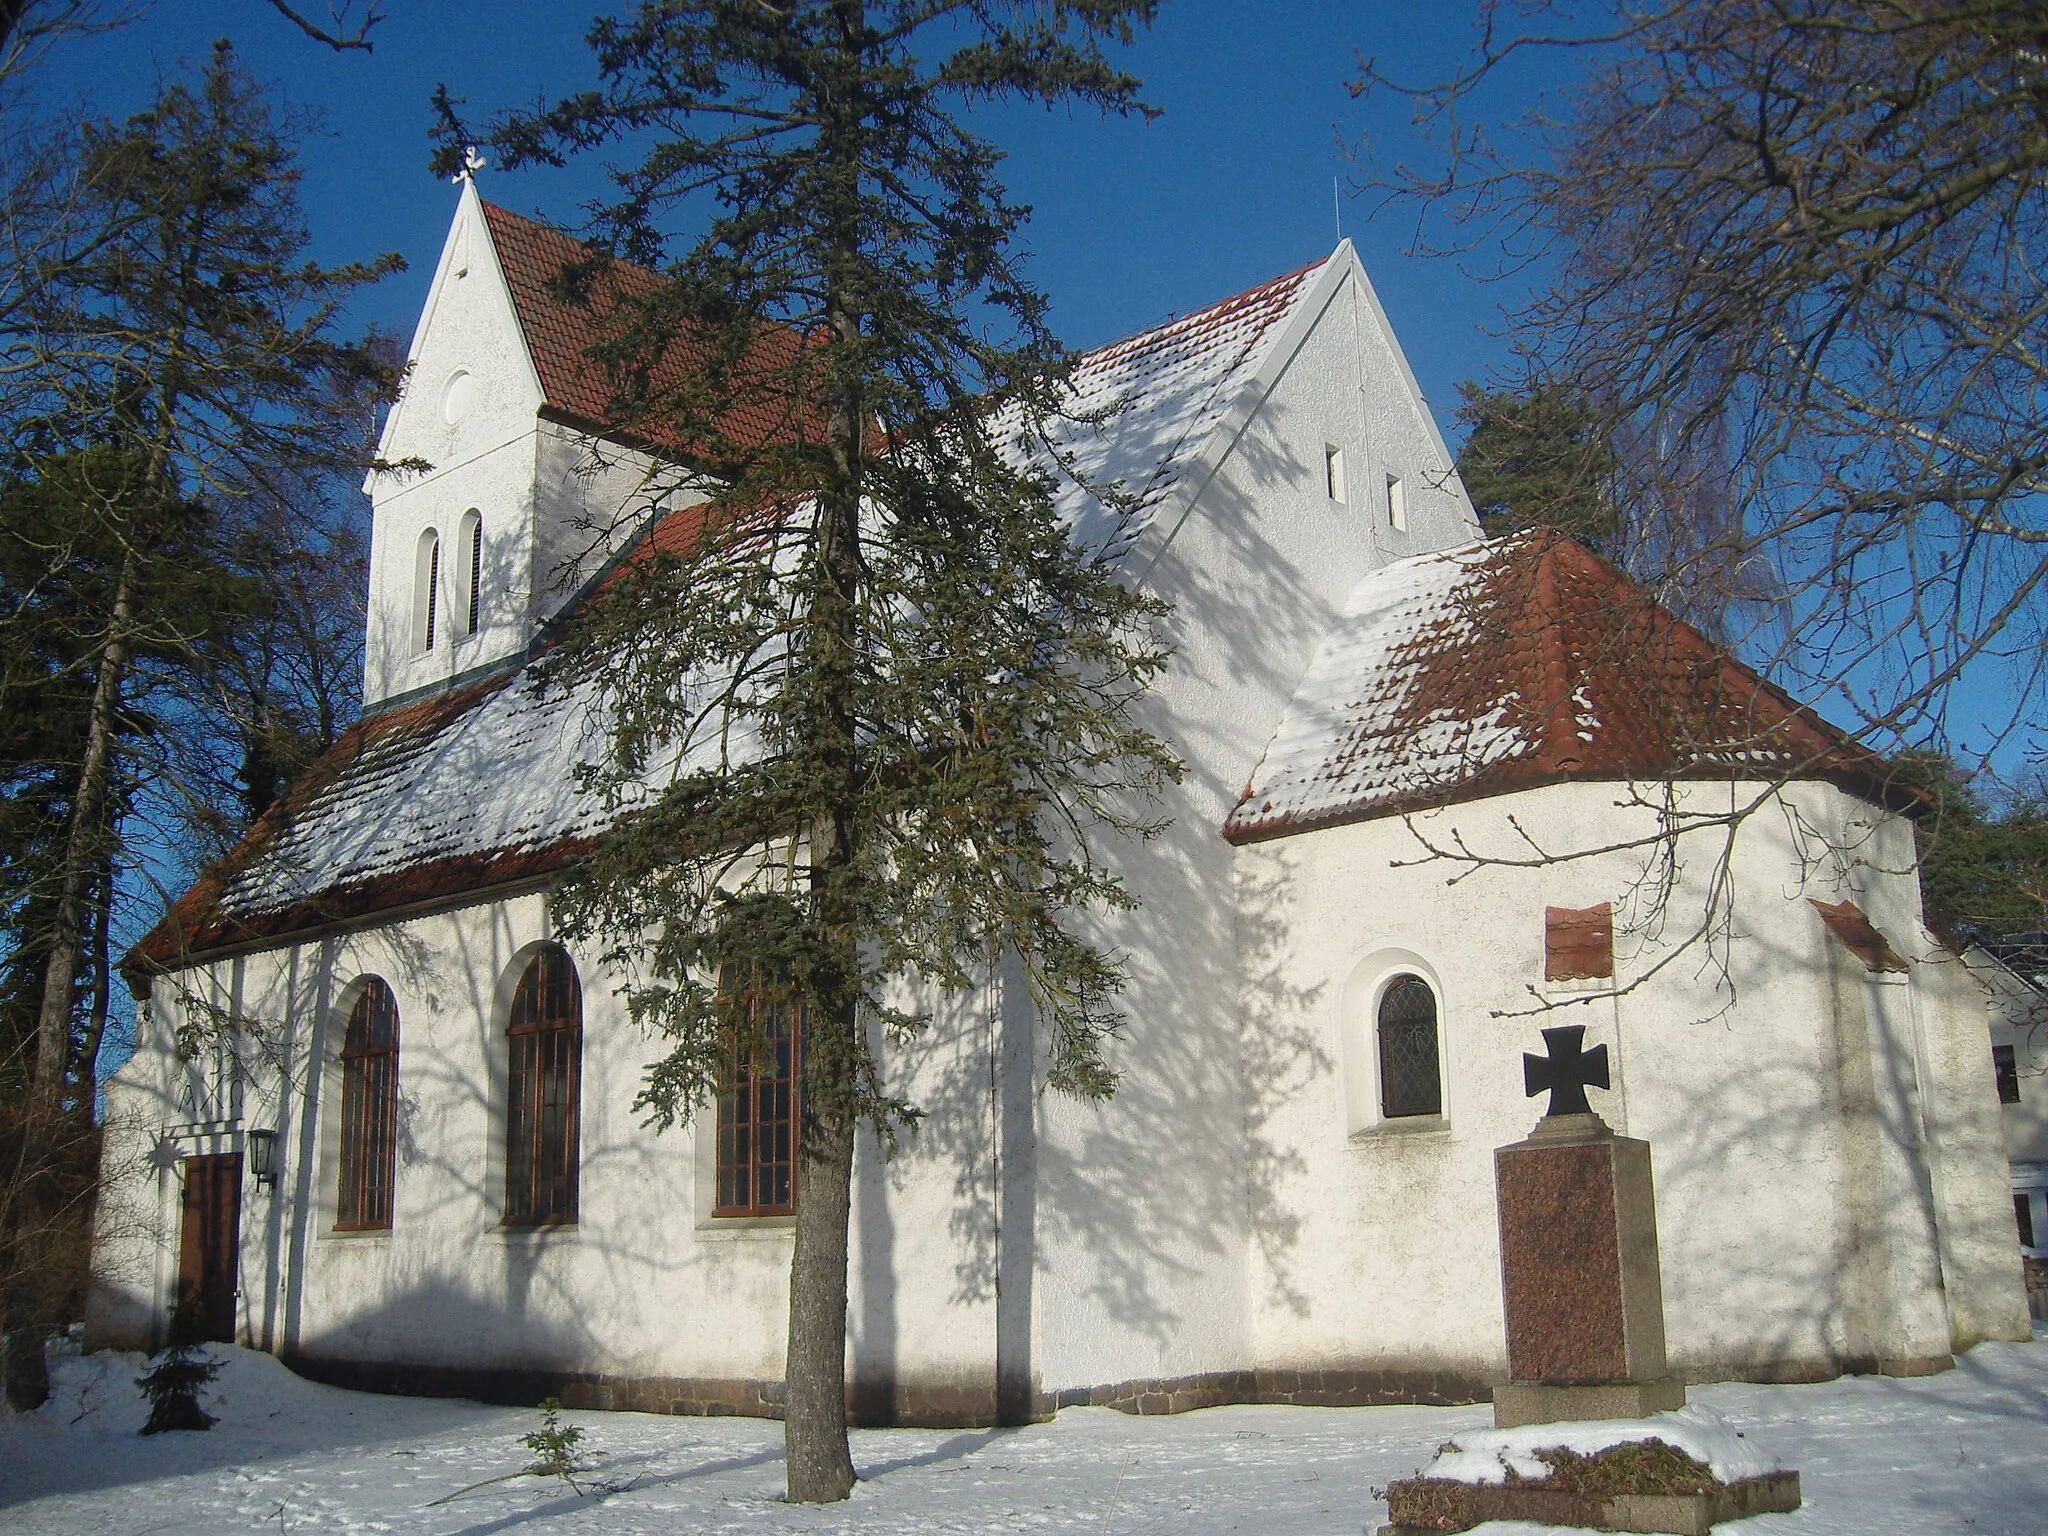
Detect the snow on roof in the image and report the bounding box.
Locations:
[1223,531,1903,844]
[995,258,1326,558]
[128,254,1332,979]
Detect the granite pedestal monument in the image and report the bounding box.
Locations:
[1492,1025,1686,1429]
[1375,1025,1801,1535]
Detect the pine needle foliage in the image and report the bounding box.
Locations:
[1454,382,1619,547]
[439,0,1174,1503]
[136,1342,220,1434]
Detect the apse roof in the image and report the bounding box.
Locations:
[1222,531,1906,844]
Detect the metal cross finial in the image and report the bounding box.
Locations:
[450,145,487,186]
[1523,1024,1610,1116]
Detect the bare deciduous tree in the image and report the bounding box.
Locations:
[1356,0,2048,766]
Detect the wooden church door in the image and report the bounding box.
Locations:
[175,1153,242,1343]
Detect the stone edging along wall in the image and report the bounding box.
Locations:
[280,1352,1951,1427]
[281,1356,1492,1426]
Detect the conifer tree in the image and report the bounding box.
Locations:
[0,41,399,1411]
[20,41,399,1122]
[442,1,1172,1501]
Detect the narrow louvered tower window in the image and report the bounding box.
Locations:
[413,528,441,653]
[1378,975,1441,1118]
[460,509,482,638]
[505,946,581,1226]
[336,979,399,1229]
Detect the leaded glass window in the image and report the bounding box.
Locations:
[714,976,799,1217]
[1378,975,1441,1119]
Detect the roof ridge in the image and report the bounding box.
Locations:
[1074,254,1329,367]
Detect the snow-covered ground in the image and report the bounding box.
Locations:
[5,1334,2047,1534]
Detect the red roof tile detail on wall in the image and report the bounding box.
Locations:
[1224,531,1906,843]
[1810,898,1911,973]
[1546,903,1615,982]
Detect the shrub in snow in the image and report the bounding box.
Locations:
[136,1345,220,1434]
[522,1397,591,1491]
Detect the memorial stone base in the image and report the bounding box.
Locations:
[1491,1375,1687,1429]
[1492,1108,1683,1427]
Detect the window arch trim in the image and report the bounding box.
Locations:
[412,527,442,654]
[457,509,482,640]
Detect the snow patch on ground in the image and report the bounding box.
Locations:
[1422,1403,1782,1486]
[6,1335,2048,1533]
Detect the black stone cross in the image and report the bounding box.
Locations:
[1523,1024,1610,1116]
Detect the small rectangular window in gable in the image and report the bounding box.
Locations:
[1545,903,1614,982]
[1996,1042,2021,1105]
[1387,473,1407,531]
[1325,445,1346,504]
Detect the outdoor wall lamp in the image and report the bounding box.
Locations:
[247,1128,279,1187]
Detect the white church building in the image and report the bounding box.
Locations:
[88,184,2032,1424]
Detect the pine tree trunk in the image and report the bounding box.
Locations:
[785,1102,856,1500]
[75,856,114,1107]
[782,27,867,1476]
[9,551,136,1411]
[32,548,137,1116]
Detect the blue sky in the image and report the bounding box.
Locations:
[35,1,1530,436]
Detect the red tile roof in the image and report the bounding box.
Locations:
[480,201,820,457]
[1224,531,1908,843]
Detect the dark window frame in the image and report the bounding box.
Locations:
[1995,1042,2022,1105]
[504,946,582,1227]
[335,979,399,1231]
[464,511,482,637]
[1377,974,1443,1120]
[713,975,800,1218]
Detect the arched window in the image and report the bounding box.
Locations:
[336,979,399,1229]
[458,509,482,639]
[505,945,581,1226]
[413,527,442,653]
[1377,975,1441,1119]
[714,973,799,1217]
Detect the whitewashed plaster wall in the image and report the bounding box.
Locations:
[1026,251,1479,1397]
[364,184,545,709]
[1971,950,2048,1165]
[91,894,1006,1407]
[1232,778,2030,1388]
[1913,942,2040,1320]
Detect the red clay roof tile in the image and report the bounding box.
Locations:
[1224,530,1907,843]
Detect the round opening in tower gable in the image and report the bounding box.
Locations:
[440,369,475,425]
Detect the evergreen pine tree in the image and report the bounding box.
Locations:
[1453,383,1619,545]
[136,1342,220,1434]
[0,41,399,1412]
[443,1,1172,1501]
